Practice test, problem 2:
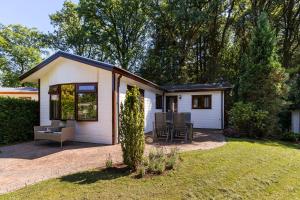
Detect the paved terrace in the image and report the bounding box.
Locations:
[0,129,225,194]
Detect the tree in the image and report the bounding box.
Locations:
[79,0,149,71]
[48,1,105,60]
[0,24,47,87]
[238,12,287,132]
[119,86,145,169]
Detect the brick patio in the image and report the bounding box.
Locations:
[0,129,225,194]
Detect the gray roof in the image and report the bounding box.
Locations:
[19,51,233,93]
[162,83,232,92]
[0,87,38,93]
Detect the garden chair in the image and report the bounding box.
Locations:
[34,120,64,134]
[34,120,75,148]
[153,112,170,141]
[172,113,193,143]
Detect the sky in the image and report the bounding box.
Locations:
[0,0,79,33]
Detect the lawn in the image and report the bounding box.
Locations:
[1,138,300,200]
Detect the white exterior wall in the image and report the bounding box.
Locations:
[291,110,300,133]
[165,91,223,129]
[118,77,163,133]
[40,58,113,144]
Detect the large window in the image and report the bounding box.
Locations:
[77,84,97,121]
[49,83,98,121]
[61,84,75,120]
[156,94,163,109]
[192,95,212,109]
[49,85,60,119]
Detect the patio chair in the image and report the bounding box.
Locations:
[182,112,194,141]
[172,113,193,143]
[153,112,170,141]
[166,111,173,122]
[34,120,64,134]
[34,120,75,148]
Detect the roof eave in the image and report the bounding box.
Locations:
[165,87,232,93]
[19,51,114,81]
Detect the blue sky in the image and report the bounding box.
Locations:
[0,0,79,32]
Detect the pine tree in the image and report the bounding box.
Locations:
[119,86,145,169]
[238,12,287,132]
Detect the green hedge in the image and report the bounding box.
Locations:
[0,97,39,145]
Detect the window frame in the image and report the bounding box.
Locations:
[49,84,61,120]
[76,83,98,122]
[192,95,212,109]
[49,83,98,121]
[156,94,163,109]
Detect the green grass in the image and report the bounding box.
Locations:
[1,138,300,200]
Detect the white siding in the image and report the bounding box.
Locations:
[166,91,223,129]
[118,77,162,134]
[40,58,113,144]
[291,110,300,133]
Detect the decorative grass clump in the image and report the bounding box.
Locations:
[137,147,180,178]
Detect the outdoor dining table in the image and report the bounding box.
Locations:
[166,119,193,142]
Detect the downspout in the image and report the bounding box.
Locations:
[38,79,41,126]
[116,74,122,143]
[221,90,224,129]
[112,71,116,145]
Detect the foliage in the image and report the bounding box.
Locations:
[119,86,145,169]
[229,102,269,137]
[279,132,298,142]
[0,97,39,145]
[137,147,180,176]
[48,1,104,60]
[278,109,291,132]
[79,0,149,71]
[105,154,113,168]
[0,24,47,87]
[238,12,288,134]
[136,164,146,178]
[148,148,166,174]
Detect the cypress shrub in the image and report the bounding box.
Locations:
[0,97,39,145]
[119,86,145,169]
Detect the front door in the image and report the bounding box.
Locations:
[166,96,178,112]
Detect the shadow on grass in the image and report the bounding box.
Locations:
[227,137,300,150]
[59,166,131,184]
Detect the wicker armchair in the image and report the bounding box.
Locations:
[34,120,75,147]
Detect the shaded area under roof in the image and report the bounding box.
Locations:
[162,83,232,92]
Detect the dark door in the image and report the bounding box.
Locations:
[166,96,178,112]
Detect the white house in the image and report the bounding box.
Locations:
[20,51,232,144]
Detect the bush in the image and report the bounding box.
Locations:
[135,148,180,178]
[136,164,146,178]
[105,154,113,168]
[280,132,298,142]
[165,148,179,170]
[229,102,269,138]
[0,97,39,145]
[148,148,166,174]
[119,86,145,169]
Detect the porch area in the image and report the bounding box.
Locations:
[0,129,225,194]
